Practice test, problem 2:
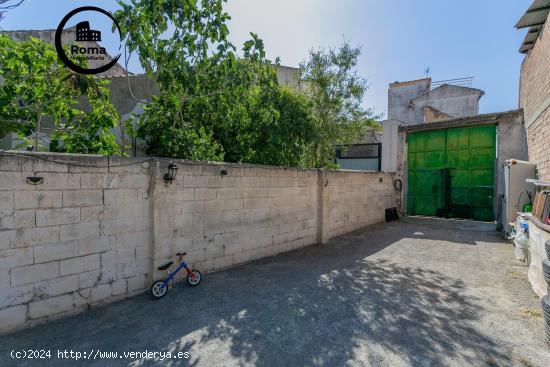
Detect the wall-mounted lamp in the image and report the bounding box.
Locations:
[26,176,44,185]
[163,161,178,184]
[220,169,228,176]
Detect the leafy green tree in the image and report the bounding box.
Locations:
[299,42,380,168]
[0,34,122,155]
[115,0,233,98]
[237,85,314,167]
[131,93,225,161]
[116,0,314,165]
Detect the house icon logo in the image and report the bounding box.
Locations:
[75,21,102,42]
[55,6,122,75]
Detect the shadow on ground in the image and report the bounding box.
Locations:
[0,217,536,366]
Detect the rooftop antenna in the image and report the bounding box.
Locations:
[424,67,431,78]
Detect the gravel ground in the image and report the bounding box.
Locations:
[1,216,549,367]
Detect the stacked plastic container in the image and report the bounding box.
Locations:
[514,217,530,263]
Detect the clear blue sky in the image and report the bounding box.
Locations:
[0,0,531,118]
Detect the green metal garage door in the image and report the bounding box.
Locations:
[407,125,496,222]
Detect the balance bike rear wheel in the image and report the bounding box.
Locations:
[187,270,202,287]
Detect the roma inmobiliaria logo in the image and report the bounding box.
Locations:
[55,6,122,75]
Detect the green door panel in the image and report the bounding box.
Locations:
[447,127,470,149]
[416,171,432,195]
[470,187,494,207]
[408,134,425,153]
[447,149,470,169]
[409,152,425,170]
[407,125,496,221]
[450,169,469,187]
[425,151,446,169]
[416,200,436,216]
[471,207,493,222]
[470,169,494,186]
[470,125,496,148]
[470,148,495,168]
[426,130,446,151]
[408,169,444,216]
[451,188,469,205]
[407,193,416,214]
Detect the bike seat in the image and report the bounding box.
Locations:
[157,261,173,271]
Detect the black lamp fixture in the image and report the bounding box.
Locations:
[163,161,178,184]
[26,175,44,185]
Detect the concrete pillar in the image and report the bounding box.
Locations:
[381,119,402,173]
[317,169,330,244]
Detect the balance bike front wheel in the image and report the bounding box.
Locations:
[151,281,168,299]
[187,270,202,287]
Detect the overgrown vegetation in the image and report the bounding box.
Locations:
[115,0,314,165]
[0,35,122,155]
[0,0,378,167]
[299,42,380,168]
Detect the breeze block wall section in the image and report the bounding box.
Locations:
[0,153,152,332]
[325,170,396,238]
[0,152,396,332]
[151,161,320,281]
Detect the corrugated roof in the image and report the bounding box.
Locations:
[519,26,543,53]
[516,0,550,53]
[516,0,550,28]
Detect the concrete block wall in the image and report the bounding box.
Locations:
[151,162,320,279]
[520,13,550,181]
[0,152,396,332]
[0,153,151,332]
[325,171,395,238]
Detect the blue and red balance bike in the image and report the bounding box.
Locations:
[151,252,202,299]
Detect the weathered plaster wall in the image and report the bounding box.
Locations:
[387,79,483,126]
[380,119,402,173]
[411,84,483,120]
[520,13,550,181]
[388,79,431,125]
[0,152,396,332]
[495,111,529,229]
